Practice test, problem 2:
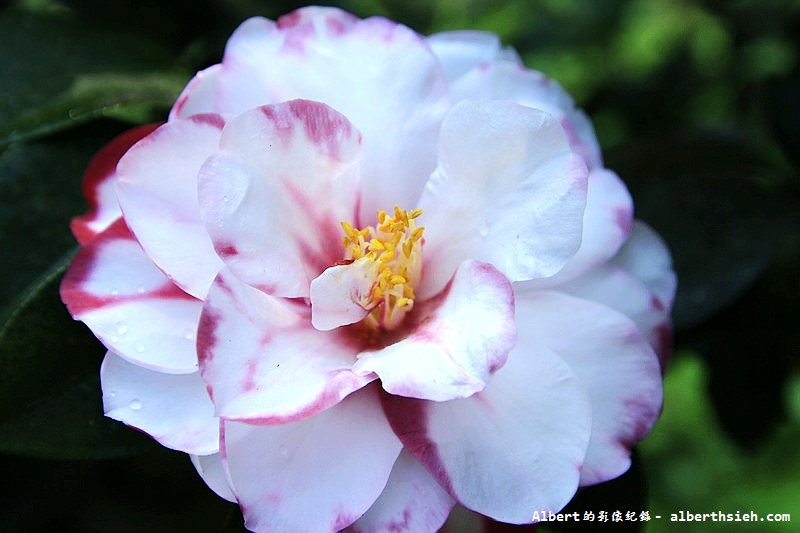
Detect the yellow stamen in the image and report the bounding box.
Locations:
[340,206,424,330]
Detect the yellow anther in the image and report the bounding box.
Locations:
[338,205,425,330]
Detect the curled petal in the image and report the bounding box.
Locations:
[309,259,374,331]
[191,452,236,503]
[198,100,362,298]
[198,269,373,424]
[173,7,449,219]
[526,168,633,288]
[101,352,218,455]
[418,100,588,297]
[513,290,662,485]
[60,220,202,374]
[383,346,592,523]
[426,30,519,81]
[70,124,161,244]
[611,221,677,310]
[349,449,455,533]
[353,260,516,402]
[116,114,227,299]
[222,386,402,532]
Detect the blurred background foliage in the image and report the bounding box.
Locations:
[1,0,798,531]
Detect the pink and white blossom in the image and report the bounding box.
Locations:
[61,6,675,532]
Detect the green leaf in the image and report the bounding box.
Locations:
[0,71,186,148]
[0,126,129,313]
[0,259,152,459]
[0,8,186,147]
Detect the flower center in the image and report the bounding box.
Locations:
[340,206,424,330]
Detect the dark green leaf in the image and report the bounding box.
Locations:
[0,260,152,458]
[0,8,186,147]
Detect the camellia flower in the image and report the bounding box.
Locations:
[61,6,675,533]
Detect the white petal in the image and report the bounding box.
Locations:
[611,220,677,310]
[350,449,455,533]
[353,260,515,402]
[309,259,374,331]
[198,269,373,424]
[514,290,662,485]
[60,221,202,374]
[101,352,218,455]
[116,114,226,299]
[418,100,588,297]
[174,8,449,220]
[426,31,508,81]
[198,100,362,298]
[222,386,402,532]
[382,347,592,523]
[190,452,236,503]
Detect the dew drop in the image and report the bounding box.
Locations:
[478,222,490,237]
[107,390,117,398]
[183,328,194,340]
[110,288,119,296]
[223,195,230,203]
[115,323,128,335]
[110,335,120,343]
[136,286,146,294]
[135,344,145,353]
[129,399,142,410]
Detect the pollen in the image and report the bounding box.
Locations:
[341,206,424,330]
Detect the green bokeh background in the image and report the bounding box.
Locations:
[1,1,798,531]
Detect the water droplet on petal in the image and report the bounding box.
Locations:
[110,288,119,296]
[115,323,128,335]
[135,344,145,353]
[136,286,145,294]
[110,335,120,343]
[107,390,116,398]
[183,328,194,340]
[479,221,490,237]
[129,399,142,410]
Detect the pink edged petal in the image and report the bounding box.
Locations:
[611,221,677,310]
[526,168,633,288]
[353,260,515,402]
[174,7,449,220]
[60,220,202,374]
[222,385,402,532]
[116,114,227,299]
[349,449,455,533]
[198,268,373,424]
[310,259,374,331]
[515,289,662,485]
[437,59,602,169]
[70,123,161,244]
[417,100,588,297]
[198,100,362,298]
[382,345,592,523]
[559,264,673,368]
[169,64,222,119]
[190,452,236,503]
[101,351,218,455]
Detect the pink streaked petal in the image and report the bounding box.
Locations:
[70,124,161,244]
[526,168,633,288]
[559,264,673,368]
[190,452,236,503]
[60,220,202,373]
[514,290,662,486]
[436,59,602,169]
[174,7,449,220]
[101,352,218,455]
[309,259,374,331]
[198,100,362,298]
[611,221,677,310]
[418,100,588,298]
[382,346,592,524]
[222,385,402,532]
[353,260,515,402]
[116,114,227,299]
[349,449,455,533]
[199,268,373,424]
